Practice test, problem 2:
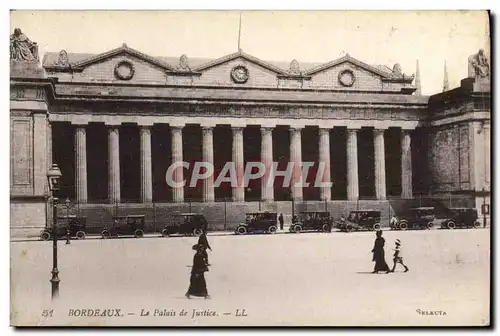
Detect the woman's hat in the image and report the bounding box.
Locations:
[192,244,199,250]
[395,239,401,245]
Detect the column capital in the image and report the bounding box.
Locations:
[347,127,361,133]
[105,121,122,127]
[373,128,386,135]
[232,126,244,133]
[261,126,274,135]
[200,121,217,129]
[230,123,247,129]
[169,122,185,128]
[170,124,184,132]
[318,127,330,135]
[289,126,304,133]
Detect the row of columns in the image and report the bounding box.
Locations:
[72,123,414,204]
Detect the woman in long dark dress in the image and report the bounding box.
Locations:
[186,244,210,299]
[371,230,390,274]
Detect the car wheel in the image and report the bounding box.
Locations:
[474,221,481,229]
[346,225,353,233]
[322,224,330,232]
[447,221,456,230]
[193,228,203,236]
[399,222,408,231]
[268,226,277,234]
[427,222,434,230]
[101,230,110,239]
[134,229,144,238]
[236,226,247,235]
[40,231,50,241]
[373,223,381,231]
[294,225,302,234]
[161,228,170,237]
[76,231,86,240]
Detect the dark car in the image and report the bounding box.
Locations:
[40,215,87,241]
[290,211,333,233]
[235,212,278,235]
[394,207,435,230]
[336,210,382,232]
[161,213,208,237]
[102,215,146,238]
[441,208,481,229]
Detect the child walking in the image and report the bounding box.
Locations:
[391,239,409,273]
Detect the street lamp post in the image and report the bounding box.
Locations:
[482,187,487,229]
[65,198,71,245]
[47,164,62,299]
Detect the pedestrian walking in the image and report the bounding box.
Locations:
[390,239,409,273]
[278,213,284,230]
[371,230,391,274]
[185,244,210,299]
[390,214,398,230]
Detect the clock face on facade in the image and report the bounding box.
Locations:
[231,65,249,84]
[114,61,135,80]
[338,69,355,87]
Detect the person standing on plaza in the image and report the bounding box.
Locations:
[278,213,284,230]
[390,239,409,273]
[390,214,399,230]
[371,230,391,274]
[186,244,210,299]
[197,229,211,265]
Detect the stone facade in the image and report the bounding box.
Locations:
[9,38,491,236]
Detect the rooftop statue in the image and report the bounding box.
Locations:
[468,49,489,79]
[10,28,39,62]
[391,63,403,78]
[288,59,301,76]
[176,54,191,72]
[54,49,70,67]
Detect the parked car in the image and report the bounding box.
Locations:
[394,207,435,230]
[161,213,208,237]
[290,211,333,233]
[40,215,87,241]
[336,210,382,232]
[441,208,481,229]
[102,215,146,238]
[235,212,278,235]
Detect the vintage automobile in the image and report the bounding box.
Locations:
[161,213,208,237]
[441,208,481,229]
[393,207,435,230]
[102,215,146,238]
[336,210,382,232]
[235,212,278,235]
[290,211,333,233]
[40,215,87,241]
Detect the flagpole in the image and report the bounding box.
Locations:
[237,12,242,51]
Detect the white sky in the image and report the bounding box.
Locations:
[10,10,489,95]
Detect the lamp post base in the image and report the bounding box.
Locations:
[51,268,60,299]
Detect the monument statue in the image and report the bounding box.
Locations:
[468,49,490,79]
[10,28,39,62]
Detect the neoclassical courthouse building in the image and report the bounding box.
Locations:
[10,28,491,236]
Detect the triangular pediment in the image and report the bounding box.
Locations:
[303,54,391,78]
[45,44,175,71]
[193,50,288,75]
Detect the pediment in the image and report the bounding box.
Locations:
[304,54,391,78]
[193,50,288,75]
[44,44,175,72]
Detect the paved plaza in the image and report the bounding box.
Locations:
[10,228,490,326]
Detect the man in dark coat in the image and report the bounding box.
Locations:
[278,213,284,230]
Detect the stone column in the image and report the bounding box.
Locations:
[261,127,274,202]
[346,128,359,201]
[171,125,184,203]
[374,128,387,200]
[108,126,121,204]
[401,129,413,199]
[140,126,153,204]
[75,125,88,204]
[318,127,331,201]
[289,126,303,202]
[232,126,245,202]
[202,125,215,202]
